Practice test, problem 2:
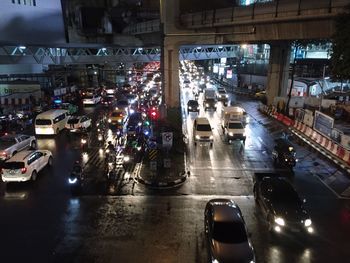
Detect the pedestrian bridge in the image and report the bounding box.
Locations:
[0,45,240,65]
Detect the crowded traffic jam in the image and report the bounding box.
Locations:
[0,60,347,263]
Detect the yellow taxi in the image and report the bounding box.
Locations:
[108,108,126,126]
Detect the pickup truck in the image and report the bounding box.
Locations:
[0,134,37,161]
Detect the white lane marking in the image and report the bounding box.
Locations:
[257,136,263,143]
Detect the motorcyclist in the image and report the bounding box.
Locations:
[106,141,115,152]
[68,161,84,194]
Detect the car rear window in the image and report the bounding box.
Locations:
[3,162,25,169]
[36,119,52,125]
[212,221,248,244]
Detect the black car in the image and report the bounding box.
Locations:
[272,138,297,170]
[187,100,199,114]
[204,98,217,111]
[253,174,313,235]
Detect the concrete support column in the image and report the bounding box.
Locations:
[163,40,180,108]
[266,42,291,105]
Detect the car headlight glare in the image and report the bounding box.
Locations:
[189,106,192,109]
[206,103,209,107]
[304,219,312,227]
[229,132,233,136]
[123,156,130,162]
[108,119,111,123]
[285,158,288,162]
[243,132,246,137]
[209,135,213,140]
[275,217,285,226]
[195,135,200,139]
[212,259,219,263]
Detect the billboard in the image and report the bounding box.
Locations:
[226,69,232,79]
[0,1,66,45]
[313,110,334,138]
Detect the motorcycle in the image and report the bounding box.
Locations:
[68,162,83,195]
[272,138,297,171]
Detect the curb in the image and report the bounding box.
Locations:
[137,172,188,189]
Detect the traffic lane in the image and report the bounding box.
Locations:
[51,194,350,263]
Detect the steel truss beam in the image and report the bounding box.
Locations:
[0,45,238,65]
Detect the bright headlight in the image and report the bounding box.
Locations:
[206,103,209,107]
[195,135,200,139]
[225,94,228,98]
[209,135,213,140]
[243,132,246,136]
[68,178,77,184]
[118,119,122,123]
[285,158,288,162]
[124,156,130,162]
[81,139,87,144]
[108,119,111,123]
[212,259,219,263]
[229,132,233,136]
[188,106,192,109]
[275,217,285,226]
[304,219,312,227]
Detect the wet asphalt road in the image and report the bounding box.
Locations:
[0,93,350,262]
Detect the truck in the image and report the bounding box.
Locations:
[221,106,247,143]
[203,88,217,111]
[0,134,37,161]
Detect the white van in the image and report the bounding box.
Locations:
[35,109,68,135]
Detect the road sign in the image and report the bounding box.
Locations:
[150,161,157,171]
[162,132,173,148]
[149,141,157,150]
[148,149,157,160]
[164,158,171,168]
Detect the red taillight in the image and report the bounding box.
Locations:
[21,167,27,174]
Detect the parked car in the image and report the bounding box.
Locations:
[205,199,255,263]
[0,134,37,161]
[253,173,314,235]
[1,150,53,182]
[65,115,92,132]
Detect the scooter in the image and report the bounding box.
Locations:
[68,162,83,195]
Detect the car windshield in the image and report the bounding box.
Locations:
[84,95,93,99]
[112,112,123,117]
[229,123,244,129]
[67,118,80,124]
[197,124,211,131]
[36,119,52,125]
[212,221,248,243]
[118,101,128,106]
[188,101,198,106]
[3,161,25,169]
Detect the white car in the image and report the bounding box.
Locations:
[193,117,214,147]
[1,150,53,182]
[0,134,37,161]
[83,94,101,105]
[65,116,92,132]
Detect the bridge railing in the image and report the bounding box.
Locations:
[123,19,160,35]
[180,0,350,28]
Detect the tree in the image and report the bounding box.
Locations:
[331,5,350,80]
